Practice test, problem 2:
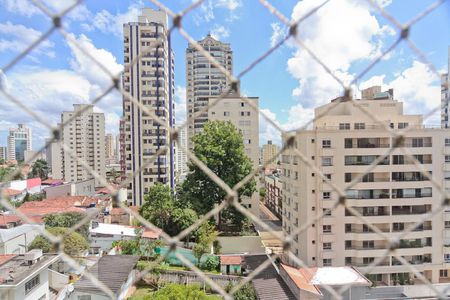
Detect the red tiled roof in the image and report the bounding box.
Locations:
[142,228,162,239]
[110,208,126,215]
[220,255,242,265]
[96,184,118,195]
[0,214,21,226]
[41,178,64,185]
[0,255,17,266]
[3,189,22,197]
[280,264,322,296]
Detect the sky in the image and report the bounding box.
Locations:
[0,0,449,150]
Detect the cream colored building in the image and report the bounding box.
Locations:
[51,104,106,187]
[208,94,259,216]
[7,124,32,162]
[282,86,450,285]
[261,140,279,170]
[442,47,450,128]
[105,133,114,159]
[122,8,175,205]
[186,34,233,149]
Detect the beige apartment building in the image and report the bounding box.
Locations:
[122,8,175,205]
[282,86,450,285]
[186,34,233,149]
[261,140,279,170]
[208,93,259,216]
[105,133,114,160]
[51,104,106,187]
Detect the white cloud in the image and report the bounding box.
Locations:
[287,0,395,109]
[174,86,187,125]
[0,0,41,17]
[210,25,230,41]
[192,0,242,24]
[360,61,441,124]
[259,108,283,146]
[270,22,285,47]
[0,22,55,58]
[81,2,142,37]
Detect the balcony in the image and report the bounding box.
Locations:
[345,138,390,149]
[392,205,431,215]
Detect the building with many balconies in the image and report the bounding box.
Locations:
[282,86,450,285]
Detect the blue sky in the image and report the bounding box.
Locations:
[0,0,449,150]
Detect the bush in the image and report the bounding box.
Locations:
[201,256,219,272]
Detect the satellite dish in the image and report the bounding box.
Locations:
[68,285,74,292]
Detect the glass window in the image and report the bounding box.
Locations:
[323,259,332,266]
[322,156,333,166]
[322,140,331,148]
[398,122,409,129]
[25,275,40,294]
[323,225,331,233]
[323,242,332,250]
[339,123,350,130]
[354,123,365,130]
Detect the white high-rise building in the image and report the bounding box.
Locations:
[186,34,233,149]
[0,147,7,161]
[51,104,106,187]
[7,124,32,162]
[105,133,114,160]
[175,126,188,182]
[122,8,175,205]
[282,86,450,285]
[442,47,450,128]
[261,140,280,170]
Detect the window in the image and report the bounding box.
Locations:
[224,112,230,116]
[355,123,365,130]
[398,122,409,129]
[445,221,450,228]
[363,240,374,249]
[25,275,40,294]
[344,138,353,148]
[412,138,423,147]
[339,123,350,130]
[345,240,352,249]
[323,192,331,199]
[322,140,331,148]
[323,209,331,216]
[446,156,450,163]
[323,242,332,250]
[440,270,448,278]
[323,225,331,233]
[363,257,375,265]
[323,259,332,266]
[322,156,333,166]
[345,173,352,182]
[393,223,405,231]
[446,138,450,146]
[345,224,352,233]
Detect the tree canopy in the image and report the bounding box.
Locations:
[150,284,213,300]
[43,212,89,238]
[29,159,49,180]
[29,227,89,256]
[179,121,256,229]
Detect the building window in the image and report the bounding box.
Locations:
[339,123,350,130]
[322,140,331,148]
[323,242,332,250]
[321,156,333,166]
[363,257,375,265]
[25,275,40,294]
[445,221,450,228]
[323,192,331,199]
[323,209,331,216]
[363,240,374,249]
[323,259,332,266]
[354,123,365,130]
[445,138,450,146]
[445,156,450,163]
[224,112,230,116]
[323,225,331,233]
[440,270,448,278]
[398,122,409,129]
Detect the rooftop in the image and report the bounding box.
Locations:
[73,255,139,296]
[220,255,242,265]
[90,222,161,239]
[3,189,22,197]
[41,178,64,185]
[0,253,60,286]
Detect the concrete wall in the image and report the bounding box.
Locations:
[0,224,44,254]
[48,268,69,290]
[216,236,266,255]
[279,265,302,300]
[13,268,49,300]
[44,179,95,199]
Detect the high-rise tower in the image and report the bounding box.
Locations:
[442,47,450,128]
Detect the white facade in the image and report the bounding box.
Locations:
[442,47,450,128]
[0,224,44,254]
[89,222,138,251]
[175,126,188,182]
[282,87,450,285]
[7,124,32,162]
[122,8,175,205]
[52,104,106,187]
[43,178,95,199]
[105,133,114,159]
[186,34,233,149]
[0,147,6,161]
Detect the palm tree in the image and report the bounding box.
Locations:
[29,159,49,180]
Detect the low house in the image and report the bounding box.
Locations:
[220,255,242,275]
[0,221,44,254]
[43,178,95,199]
[69,255,139,300]
[0,250,65,300]
[2,189,25,202]
[280,264,372,300]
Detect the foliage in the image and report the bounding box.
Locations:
[151,284,212,300]
[28,159,49,180]
[112,238,162,258]
[140,183,198,237]
[43,212,89,238]
[259,187,266,199]
[23,192,44,203]
[193,221,218,265]
[29,227,89,256]
[233,283,257,300]
[213,240,221,255]
[0,166,23,182]
[201,256,219,272]
[179,121,256,230]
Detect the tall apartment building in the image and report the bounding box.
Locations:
[122,8,175,205]
[105,133,114,159]
[442,47,450,128]
[208,93,260,216]
[175,126,188,182]
[7,124,32,162]
[51,104,106,187]
[261,140,280,170]
[186,34,233,149]
[0,147,6,161]
[282,86,450,284]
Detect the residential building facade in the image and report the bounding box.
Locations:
[122,8,175,205]
[442,47,450,128]
[0,147,7,161]
[175,125,188,182]
[105,133,114,160]
[261,140,280,170]
[51,104,106,187]
[7,124,32,162]
[264,173,282,218]
[186,34,233,149]
[208,94,259,216]
[282,86,450,284]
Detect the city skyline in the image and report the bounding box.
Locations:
[0,1,449,151]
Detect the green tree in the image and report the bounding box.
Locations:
[179,121,256,229]
[151,284,211,300]
[29,159,49,180]
[193,221,218,265]
[201,256,219,272]
[29,227,89,256]
[233,283,257,300]
[43,212,89,238]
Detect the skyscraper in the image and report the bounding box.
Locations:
[186,34,233,149]
[7,124,32,162]
[50,104,106,187]
[442,47,450,128]
[175,126,188,182]
[261,140,280,170]
[122,8,175,205]
[105,133,114,159]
